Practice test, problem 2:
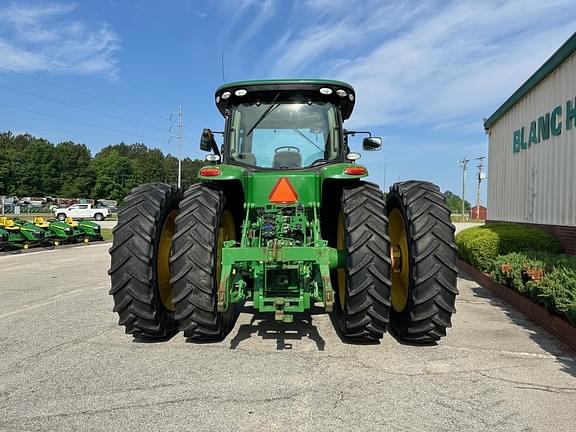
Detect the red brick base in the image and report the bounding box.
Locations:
[487,220,576,255]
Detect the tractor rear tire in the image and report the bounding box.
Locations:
[331,182,391,342]
[386,181,458,343]
[171,183,241,341]
[109,183,182,340]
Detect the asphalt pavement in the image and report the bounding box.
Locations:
[0,243,575,431]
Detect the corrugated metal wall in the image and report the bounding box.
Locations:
[487,53,576,226]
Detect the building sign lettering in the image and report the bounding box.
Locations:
[513,97,576,153]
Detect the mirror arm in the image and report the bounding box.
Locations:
[344,130,372,138]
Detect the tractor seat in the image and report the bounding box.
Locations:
[239,152,257,165]
[65,217,78,227]
[0,216,6,226]
[4,219,19,230]
[34,217,49,228]
[272,151,302,169]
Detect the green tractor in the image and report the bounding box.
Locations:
[109,79,457,343]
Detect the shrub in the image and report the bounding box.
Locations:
[456,224,562,272]
[492,252,552,295]
[530,268,576,326]
[490,251,576,326]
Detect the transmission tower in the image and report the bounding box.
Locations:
[169,105,183,188]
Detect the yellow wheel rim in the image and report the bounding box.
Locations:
[84,237,89,244]
[389,208,410,312]
[216,210,236,286]
[157,210,177,311]
[336,210,347,309]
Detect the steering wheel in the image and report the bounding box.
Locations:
[275,146,300,153]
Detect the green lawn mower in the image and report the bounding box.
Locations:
[0,226,11,250]
[110,79,458,343]
[46,218,83,244]
[77,220,104,242]
[0,217,32,249]
[13,218,54,247]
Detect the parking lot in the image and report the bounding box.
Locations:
[1,242,575,431]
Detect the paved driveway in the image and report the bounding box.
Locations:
[0,244,574,431]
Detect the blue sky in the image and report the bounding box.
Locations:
[1,0,575,204]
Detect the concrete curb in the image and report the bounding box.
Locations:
[457,258,576,352]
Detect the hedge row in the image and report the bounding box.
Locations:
[491,252,576,326]
[456,224,575,326]
[455,224,563,272]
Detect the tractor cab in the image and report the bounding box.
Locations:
[201,80,382,169]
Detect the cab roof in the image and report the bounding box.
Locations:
[214,79,356,120]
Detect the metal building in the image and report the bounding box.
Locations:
[484,32,576,254]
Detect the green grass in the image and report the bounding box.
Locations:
[101,228,114,241]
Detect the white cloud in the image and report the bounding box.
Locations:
[0,2,120,79]
[231,0,276,49]
[261,0,576,129]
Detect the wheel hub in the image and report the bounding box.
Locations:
[388,208,410,312]
[391,245,402,273]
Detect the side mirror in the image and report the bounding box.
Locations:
[200,128,217,152]
[362,137,382,151]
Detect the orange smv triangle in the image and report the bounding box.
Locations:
[269,177,299,204]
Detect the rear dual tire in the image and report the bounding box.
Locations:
[171,183,241,341]
[109,183,181,340]
[386,181,458,343]
[331,182,392,342]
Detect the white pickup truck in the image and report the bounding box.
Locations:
[54,204,110,221]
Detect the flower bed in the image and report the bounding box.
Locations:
[456,225,576,327]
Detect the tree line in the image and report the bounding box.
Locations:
[443,190,471,214]
[0,132,204,201]
[1,131,472,209]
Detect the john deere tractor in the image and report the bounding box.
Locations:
[109,80,457,343]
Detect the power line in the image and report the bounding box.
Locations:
[2,68,170,121]
[0,102,175,146]
[0,83,170,133]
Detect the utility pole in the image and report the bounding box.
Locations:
[475,157,486,221]
[169,105,183,188]
[458,158,469,220]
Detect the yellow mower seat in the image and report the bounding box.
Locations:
[33,217,50,228]
[65,217,78,227]
[3,219,19,230]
